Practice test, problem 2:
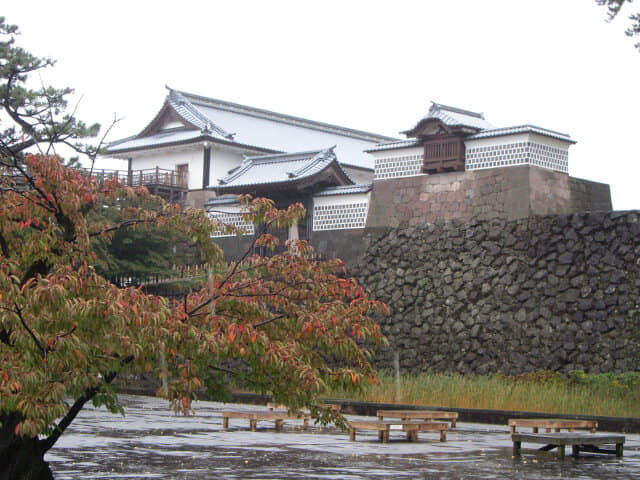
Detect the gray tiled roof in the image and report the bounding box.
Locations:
[214,147,353,189]
[107,129,212,152]
[403,102,495,134]
[168,90,235,140]
[204,195,241,208]
[364,139,422,153]
[467,125,576,143]
[314,184,372,197]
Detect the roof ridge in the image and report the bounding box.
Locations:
[430,102,485,119]
[244,149,325,163]
[477,124,573,139]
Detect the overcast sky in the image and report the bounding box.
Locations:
[4,0,640,209]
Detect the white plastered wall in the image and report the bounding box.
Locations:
[312,192,371,231]
[130,146,204,190]
[369,146,424,180]
[465,133,571,173]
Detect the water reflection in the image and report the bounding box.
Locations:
[47,395,639,479]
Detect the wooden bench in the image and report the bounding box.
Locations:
[348,420,448,443]
[508,418,597,435]
[267,402,341,413]
[377,409,458,429]
[512,432,625,459]
[221,410,311,431]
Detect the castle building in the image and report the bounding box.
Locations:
[105,89,611,260]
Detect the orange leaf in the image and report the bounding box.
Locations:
[228,325,236,343]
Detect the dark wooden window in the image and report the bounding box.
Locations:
[422,136,465,173]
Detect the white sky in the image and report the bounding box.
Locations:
[4,0,640,209]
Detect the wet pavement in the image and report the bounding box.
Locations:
[46,395,640,479]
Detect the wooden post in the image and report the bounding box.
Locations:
[223,416,229,429]
[440,429,446,442]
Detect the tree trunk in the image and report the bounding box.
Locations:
[0,414,53,480]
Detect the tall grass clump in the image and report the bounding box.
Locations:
[328,370,640,417]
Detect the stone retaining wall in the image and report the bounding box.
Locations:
[365,166,612,228]
[351,210,640,374]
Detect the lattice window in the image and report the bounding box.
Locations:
[374,154,423,179]
[313,202,369,231]
[209,212,254,238]
[465,141,568,173]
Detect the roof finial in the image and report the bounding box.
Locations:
[202,121,213,134]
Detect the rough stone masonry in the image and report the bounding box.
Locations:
[351,210,640,375]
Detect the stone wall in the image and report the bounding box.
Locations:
[351,210,640,375]
[366,166,612,228]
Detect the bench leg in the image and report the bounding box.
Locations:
[440,429,446,442]
[275,419,283,431]
[568,428,574,432]
[533,427,538,433]
[349,428,356,441]
[513,441,521,457]
[223,417,229,429]
[249,419,257,431]
[616,442,624,457]
[378,430,384,441]
[554,428,560,433]
[451,418,456,429]
[557,445,565,459]
[382,428,390,443]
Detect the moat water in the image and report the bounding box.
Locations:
[46,395,640,479]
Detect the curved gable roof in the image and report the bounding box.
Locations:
[214,147,354,194]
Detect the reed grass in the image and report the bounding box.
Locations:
[328,371,640,418]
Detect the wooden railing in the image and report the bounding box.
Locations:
[84,167,188,189]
